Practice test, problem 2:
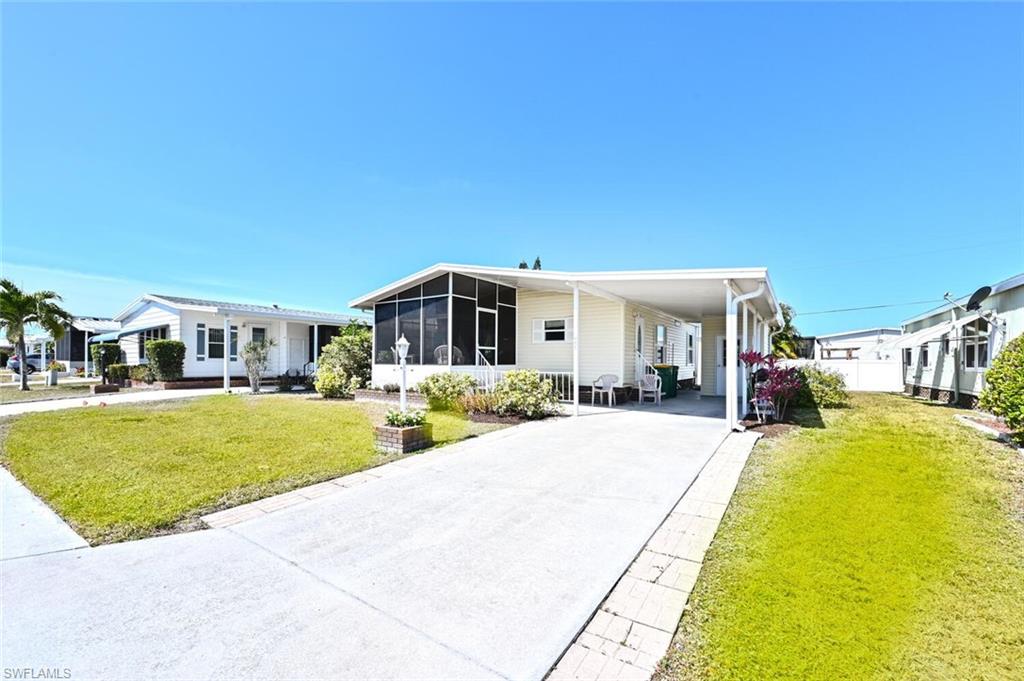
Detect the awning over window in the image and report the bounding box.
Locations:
[89,324,167,343]
[893,321,953,349]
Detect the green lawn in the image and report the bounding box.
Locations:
[1,394,500,544]
[656,393,1024,681]
[0,383,99,403]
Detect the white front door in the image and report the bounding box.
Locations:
[715,335,727,396]
[287,338,308,373]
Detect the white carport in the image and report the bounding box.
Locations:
[351,264,782,430]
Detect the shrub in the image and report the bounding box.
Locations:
[315,368,360,399]
[145,340,185,381]
[107,364,130,384]
[318,324,372,390]
[382,383,401,394]
[384,408,426,427]
[979,335,1024,432]
[492,369,559,419]
[241,338,276,394]
[418,372,477,410]
[90,343,122,382]
[129,365,154,383]
[47,361,66,372]
[755,357,803,421]
[456,391,498,415]
[795,364,849,408]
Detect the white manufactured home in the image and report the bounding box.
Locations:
[350,264,782,429]
[92,294,366,381]
[873,272,1023,407]
[814,327,901,360]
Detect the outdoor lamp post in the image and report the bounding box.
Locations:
[395,333,410,412]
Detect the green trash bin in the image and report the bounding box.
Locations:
[654,365,678,398]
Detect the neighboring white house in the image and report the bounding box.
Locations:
[53,317,121,374]
[874,272,1024,407]
[91,294,366,382]
[814,327,901,360]
[349,263,782,429]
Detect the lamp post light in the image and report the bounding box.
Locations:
[395,333,410,412]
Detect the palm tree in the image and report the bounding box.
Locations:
[0,279,72,391]
[771,302,800,359]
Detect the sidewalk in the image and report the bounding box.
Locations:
[1,468,88,560]
[0,386,254,419]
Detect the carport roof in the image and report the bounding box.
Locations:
[349,263,781,323]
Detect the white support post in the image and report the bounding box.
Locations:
[313,324,319,372]
[223,316,231,392]
[572,283,580,417]
[763,319,770,357]
[741,303,749,418]
[84,332,90,376]
[725,282,737,430]
[41,338,47,373]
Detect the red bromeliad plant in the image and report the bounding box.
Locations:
[755,356,802,421]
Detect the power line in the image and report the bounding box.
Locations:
[795,299,946,316]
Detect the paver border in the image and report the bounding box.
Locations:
[546,430,762,681]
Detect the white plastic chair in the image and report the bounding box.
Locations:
[638,373,662,405]
[591,374,618,406]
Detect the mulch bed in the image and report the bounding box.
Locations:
[740,419,798,439]
[963,414,1014,435]
[467,412,527,425]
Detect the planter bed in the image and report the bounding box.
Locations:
[466,412,528,425]
[354,388,427,408]
[374,423,433,454]
[126,377,251,390]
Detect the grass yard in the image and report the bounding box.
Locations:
[0,383,98,403]
[656,393,1024,681]
[1,394,501,544]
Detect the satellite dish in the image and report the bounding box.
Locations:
[965,286,991,311]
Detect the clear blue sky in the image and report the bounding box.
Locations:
[3,2,1022,336]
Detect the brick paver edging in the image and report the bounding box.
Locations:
[546,430,762,681]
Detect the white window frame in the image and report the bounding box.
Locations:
[963,319,990,370]
[251,326,267,344]
[655,324,666,363]
[138,326,168,362]
[921,345,929,368]
[687,332,695,365]
[207,326,226,361]
[532,318,573,344]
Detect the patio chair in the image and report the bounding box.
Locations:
[637,373,662,406]
[751,396,775,423]
[591,374,618,406]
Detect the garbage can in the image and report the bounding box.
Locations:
[654,365,678,398]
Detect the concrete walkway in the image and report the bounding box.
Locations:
[0,386,256,418]
[2,409,732,680]
[1,468,87,560]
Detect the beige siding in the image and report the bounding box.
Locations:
[701,316,725,396]
[516,290,624,385]
[622,304,693,384]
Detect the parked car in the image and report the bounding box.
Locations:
[8,354,42,375]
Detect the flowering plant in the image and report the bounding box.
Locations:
[739,349,765,367]
[755,356,802,421]
[384,408,426,427]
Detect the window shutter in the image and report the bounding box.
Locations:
[196,324,206,361]
[565,317,574,343]
[533,319,544,343]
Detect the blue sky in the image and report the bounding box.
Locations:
[3,2,1022,336]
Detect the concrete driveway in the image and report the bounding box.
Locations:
[2,407,728,680]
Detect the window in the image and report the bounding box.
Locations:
[655,325,666,363]
[498,305,516,365]
[196,324,207,361]
[921,345,929,368]
[941,335,950,355]
[251,327,266,344]
[903,348,912,367]
[533,318,572,343]
[422,297,448,365]
[963,318,990,369]
[208,328,225,359]
[451,296,476,365]
[397,300,422,364]
[138,326,168,360]
[687,332,695,365]
[230,326,238,361]
[374,302,397,364]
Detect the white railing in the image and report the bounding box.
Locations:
[539,371,574,402]
[635,351,657,381]
[474,350,498,392]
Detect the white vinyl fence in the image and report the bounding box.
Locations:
[782,359,903,393]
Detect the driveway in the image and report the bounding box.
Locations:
[2,407,728,680]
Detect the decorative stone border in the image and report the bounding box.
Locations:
[954,414,1022,451]
[547,431,762,681]
[354,389,428,408]
[90,384,120,395]
[374,423,433,454]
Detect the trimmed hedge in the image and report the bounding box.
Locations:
[90,343,122,381]
[144,340,185,381]
[107,364,130,383]
[795,364,849,408]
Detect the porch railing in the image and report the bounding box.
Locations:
[539,371,574,402]
[636,351,658,382]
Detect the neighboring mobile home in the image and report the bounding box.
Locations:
[350,264,782,429]
[92,294,366,381]
[814,327,901,360]
[881,272,1023,407]
[54,316,121,374]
